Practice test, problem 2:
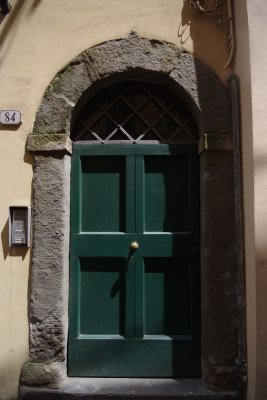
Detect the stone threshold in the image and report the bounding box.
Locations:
[19,378,240,400]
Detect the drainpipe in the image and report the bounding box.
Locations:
[0,0,11,15]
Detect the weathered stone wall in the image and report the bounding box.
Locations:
[200,151,237,390]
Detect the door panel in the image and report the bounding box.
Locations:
[79,258,125,335]
[69,144,200,377]
[81,156,126,232]
[144,156,190,232]
[144,258,191,336]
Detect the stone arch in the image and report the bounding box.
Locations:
[22,33,239,398]
[30,32,231,139]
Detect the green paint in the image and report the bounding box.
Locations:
[81,157,125,232]
[69,144,200,377]
[144,258,191,335]
[80,258,124,335]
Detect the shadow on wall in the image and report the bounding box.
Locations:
[178,0,230,81]
[181,1,251,396]
[0,123,22,132]
[0,0,42,66]
[177,0,240,392]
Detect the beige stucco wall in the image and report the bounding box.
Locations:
[234,1,267,399]
[233,3,255,399]
[0,1,230,399]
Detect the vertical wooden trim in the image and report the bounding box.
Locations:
[124,256,135,338]
[134,155,145,337]
[126,155,135,233]
[125,154,137,338]
[69,257,80,339]
[135,155,144,234]
[134,257,144,338]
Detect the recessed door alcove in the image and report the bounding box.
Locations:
[69,78,200,378]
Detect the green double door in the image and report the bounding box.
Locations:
[69,144,200,377]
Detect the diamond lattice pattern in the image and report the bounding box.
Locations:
[72,81,197,143]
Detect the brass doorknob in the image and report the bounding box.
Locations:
[130,241,139,251]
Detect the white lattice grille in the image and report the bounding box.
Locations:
[72,81,197,143]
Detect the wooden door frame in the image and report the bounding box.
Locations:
[20,33,244,397]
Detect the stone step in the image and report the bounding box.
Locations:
[19,378,240,400]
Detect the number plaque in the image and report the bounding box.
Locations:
[0,110,22,125]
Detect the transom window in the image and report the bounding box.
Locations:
[71,80,197,144]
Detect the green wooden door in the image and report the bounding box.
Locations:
[68,144,200,377]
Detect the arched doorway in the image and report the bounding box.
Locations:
[69,79,200,377]
[21,33,240,396]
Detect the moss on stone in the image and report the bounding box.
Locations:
[21,361,64,388]
[26,134,72,154]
